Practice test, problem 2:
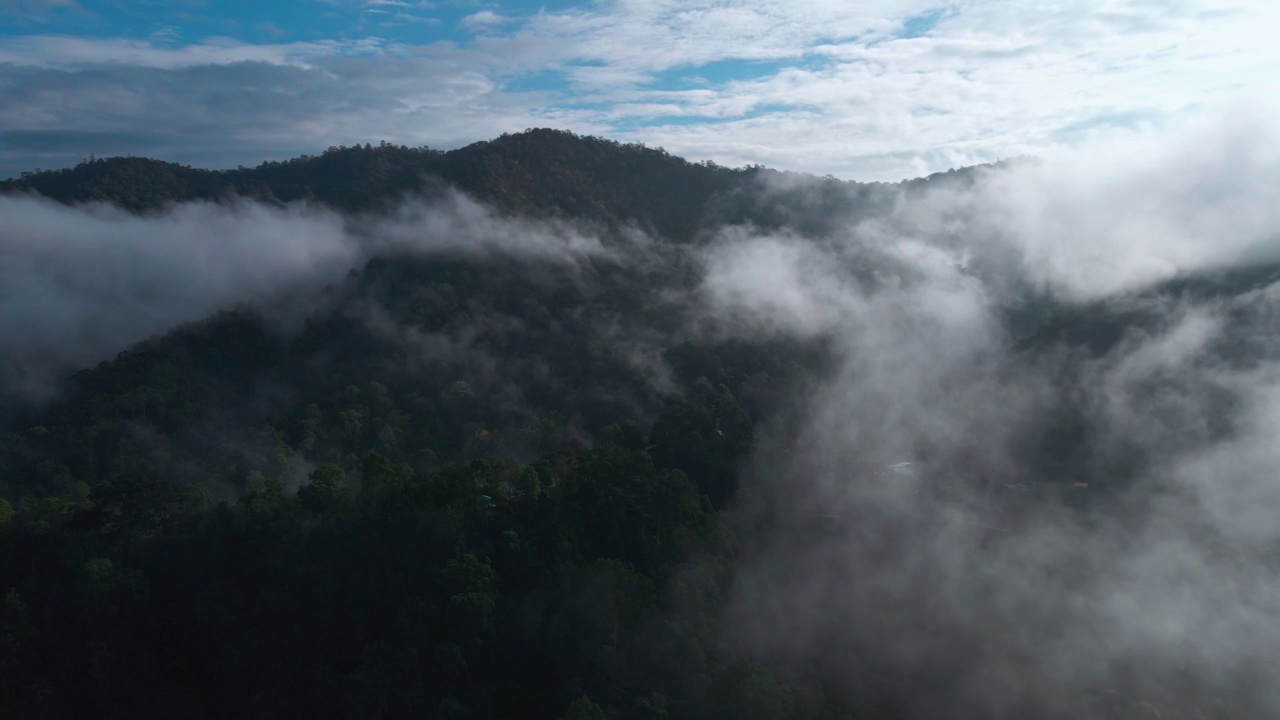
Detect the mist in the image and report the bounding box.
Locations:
[0,189,609,401]
[916,108,1280,302]
[705,111,1280,717]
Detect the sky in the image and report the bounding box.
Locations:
[0,0,1276,181]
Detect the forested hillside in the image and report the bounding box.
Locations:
[1,131,1271,720]
[0,132,855,719]
[3,130,750,240]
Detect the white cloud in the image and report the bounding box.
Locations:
[0,0,1277,179]
[611,1,1279,177]
[981,113,1280,299]
[0,189,610,399]
[696,112,1280,715]
[0,197,353,398]
[459,9,508,30]
[0,49,600,175]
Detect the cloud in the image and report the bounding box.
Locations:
[0,52,585,177]
[2,1,1277,180]
[0,196,352,399]
[899,106,1280,300]
[471,0,1280,178]
[0,189,611,401]
[360,191,612,261]
[695,107,1280,717]
[459,10,508,30]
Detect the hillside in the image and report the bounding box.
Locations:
[0,131,1270,720]
[2,130,753,241]
[0,133,848,719]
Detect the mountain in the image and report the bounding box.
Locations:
[4,128,993,242]
[0,131,1265,720]
[2,129,750,241]
[0,131,847,720]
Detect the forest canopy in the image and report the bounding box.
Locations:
[2,128,1278,720]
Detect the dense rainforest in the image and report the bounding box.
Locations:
[0,130,1265,720]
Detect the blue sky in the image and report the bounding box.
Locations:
[0,0,1276,180]
[0,0,574,46]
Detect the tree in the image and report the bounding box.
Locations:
[297,463,351,520]
[561,696,608,720]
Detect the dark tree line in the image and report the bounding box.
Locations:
[2,130,752,241]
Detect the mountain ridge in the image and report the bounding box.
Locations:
[2,128,1000,242]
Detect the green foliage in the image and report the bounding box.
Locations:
[0,130,872,719]
[0,421,833,718]
[297,464,352,519]
[561,696,609,720]
[650,382,753,508]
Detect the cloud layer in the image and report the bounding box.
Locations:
[698,109,1280,717]
[2,0,1277,180]
[0,190,608,400]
